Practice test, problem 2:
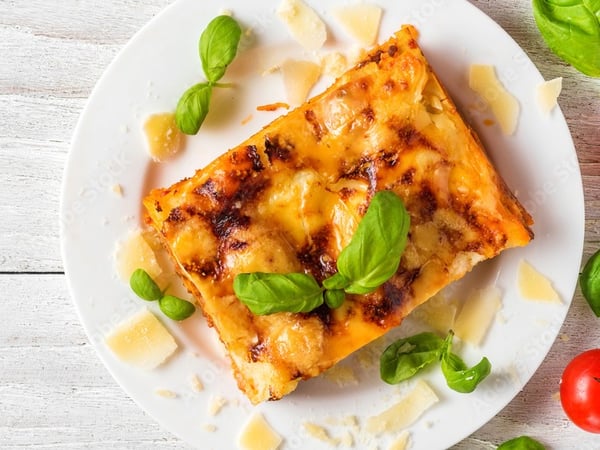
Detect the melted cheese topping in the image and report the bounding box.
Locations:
[469,65,519,135]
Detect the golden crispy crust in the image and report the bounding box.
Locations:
[144,25,533,404]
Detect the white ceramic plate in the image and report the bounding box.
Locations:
[61,0,585,448]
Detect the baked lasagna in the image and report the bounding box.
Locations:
[144,25,533,404]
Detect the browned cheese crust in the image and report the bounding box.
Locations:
[143,25,533,404]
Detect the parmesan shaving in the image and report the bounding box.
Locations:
[389,430,411,450]
[238,413,282,450]
[281,59,321,105]
[332,4,383,46]
[276,0,327,51]
[303,422,340,446]
[469,65,519,135]
[143,112,185,162]
[105,309,177,370]
[453,286,502,346]
[537,77,562,114]
[517,259,561,303]
[366,380,438,434]
[115,229,162,281]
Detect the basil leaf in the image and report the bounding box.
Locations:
[324,289,345,309]
[380,332,444,384]
[337,191,410,294]
[130,268,162,301]
[175,82,212,135]
[440,332,491,393]
[234,272,324,315]
[200,15,242,83]
[159,295,196,321]
[497,436,546,450]
[579,248,600,317]
[533,0,600,77]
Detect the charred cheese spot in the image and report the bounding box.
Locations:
[264,135,294,164]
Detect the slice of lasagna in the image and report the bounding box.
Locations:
[144,25,533,404]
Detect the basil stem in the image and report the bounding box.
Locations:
[579,248,600,317]
[497,436,546,450]
[130,268,162,301]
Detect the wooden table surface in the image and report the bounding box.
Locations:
[2,1,599,449]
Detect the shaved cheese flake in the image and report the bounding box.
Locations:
[453,286,502,346]
[281,59,321,105]
[332,4,382,46]
[116,229,162,281]
[389,430,411,450]
[238,412,283,450]
[276,0,327,51]
[412,293,457,334]
[518,260,561,303]
[537,77,562,114]
[105,309,177,370]
[143,112,185,162]
[469,65,519,135]
[366,380,438,434]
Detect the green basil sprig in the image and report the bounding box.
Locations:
[380,330,491,394]
[175,15,242,134]
[234,191,410,315]
[532,0,600,78]
[129,268,196,321]
[497,436,546,450]
[440,331,491,393]
[579,248,600,317]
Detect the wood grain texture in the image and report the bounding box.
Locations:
[1,0,599,449]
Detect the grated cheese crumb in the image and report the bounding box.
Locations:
[207,395,228,416]
[190,374,204,392]
[111,184,123,197]
[303,422,340,446]
[201,423,217,432]
[155,389,177,399]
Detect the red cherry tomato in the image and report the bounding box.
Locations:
[560,349,600,433]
